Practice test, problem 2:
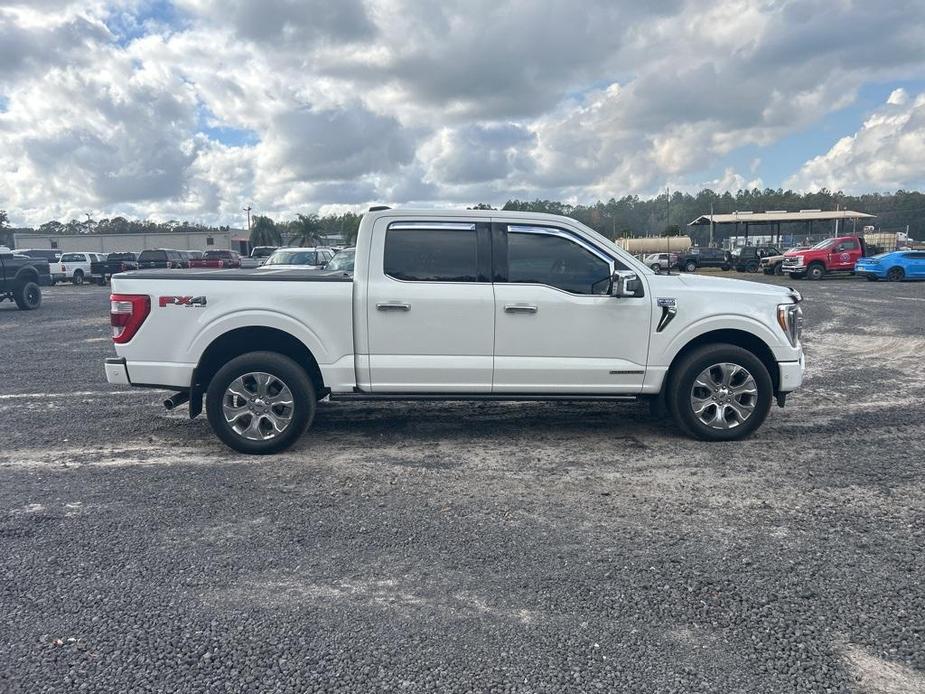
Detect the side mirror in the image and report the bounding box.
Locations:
[610,269,642,297]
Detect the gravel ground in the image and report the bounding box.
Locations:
[1,275,923,693]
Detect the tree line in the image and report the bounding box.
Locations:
[2,188,923,249]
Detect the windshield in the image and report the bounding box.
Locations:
[326,249,355,272]
[203,250,229,259]
[264,250,319,266]
[251,247,276,257]
[810,239,836,250]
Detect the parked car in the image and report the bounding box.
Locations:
[56,252,106,285]
[19,249,64,283]
[782,236,866,280]
[240,246,278,269]
[190,250,242,269]
[324,247,356,273]
[678,247,730,273]
[187,250,204,260]
[760,247,805,275]
[642,252,679,273]
[91,252,139,285]
[732,245,780,273]
[137,249,186,269]
[105,208,805,454]
[1,246,51,310]
[854,250,925,282]
[260,247,335,269]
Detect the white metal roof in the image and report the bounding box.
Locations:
[688,210,876,225]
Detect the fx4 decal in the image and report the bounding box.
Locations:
[159,295,207,308]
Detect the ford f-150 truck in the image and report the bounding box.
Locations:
[104,209,805,454]
[782,236,867,280]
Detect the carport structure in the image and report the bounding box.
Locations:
[688,209,876,245]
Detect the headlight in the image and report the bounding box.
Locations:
[777,303,803,347]
[794,255,804,265]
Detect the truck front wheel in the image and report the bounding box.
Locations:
[807,263,825,281]
[205,351,316,454]
[666,343,772,442]
[13,281,42,310]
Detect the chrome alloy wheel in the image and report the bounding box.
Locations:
[222,372,294,441]
[690,362,757,430]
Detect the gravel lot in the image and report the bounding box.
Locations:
[1,275,923,693]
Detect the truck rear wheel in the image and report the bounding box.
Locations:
[666,343,772,442]
[205,351,315,454]
[13,281,41,310]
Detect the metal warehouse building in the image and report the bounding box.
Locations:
[12,230,233,253]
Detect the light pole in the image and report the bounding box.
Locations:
[243,205,253,235]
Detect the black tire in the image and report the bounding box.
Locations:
[789,272,805,280]
[96,277,106,286]
[205,351,316,454]
[806,263,825,281]
[651,263,661,273]
[666,343,773,442]
[886,266,904,282]
[684,261,697,273]
[72,270,84,285]
[745,260,759,273]
[13,281,42,310]
[773,264,783,276]
[721,264,730,271]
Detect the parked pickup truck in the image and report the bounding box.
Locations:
[1,246,50,310]
[104,209,805,454]
[189,250,242,269]
[782,236,866,280]
[91,252,139,285]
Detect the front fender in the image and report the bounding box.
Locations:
[657,313,792,365]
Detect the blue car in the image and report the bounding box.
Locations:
[855,250,925,282]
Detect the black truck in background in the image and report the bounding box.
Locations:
[91,252,139,285]
[0,246,51,310]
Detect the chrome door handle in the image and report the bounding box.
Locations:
[376,302,411,311]
[504,304,538,314]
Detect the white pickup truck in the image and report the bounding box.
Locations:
[105,208,805,454]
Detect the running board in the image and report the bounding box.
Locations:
[329,393,638,402]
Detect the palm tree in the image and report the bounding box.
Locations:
[288,213,323,247]
[250,216,281,246]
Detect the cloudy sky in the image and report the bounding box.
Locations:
[1,0,924,227]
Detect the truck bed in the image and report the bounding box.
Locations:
[118,268,352,282]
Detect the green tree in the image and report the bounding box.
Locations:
[288,213,322,247]
[250,215,281,246]
[0,209,8,229]
[661,224,682,237]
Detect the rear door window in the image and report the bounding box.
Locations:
[384,223,479,282]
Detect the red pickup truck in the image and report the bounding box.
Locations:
[781,236,867,280]
[189,250,242,269]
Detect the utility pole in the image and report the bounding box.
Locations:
[243,205,253,236]
[666,186,671,273]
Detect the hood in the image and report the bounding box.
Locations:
[660,272,794,299]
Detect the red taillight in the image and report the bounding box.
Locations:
[110,294,150,344]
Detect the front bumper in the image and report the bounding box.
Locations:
[105,357,131,385]
[778,351,805,393]
[782,263,806,273]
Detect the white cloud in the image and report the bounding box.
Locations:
[786,92,925,193]
[1,0,925,225]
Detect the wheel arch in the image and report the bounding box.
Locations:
[14,267,39,287]
[665,329,780,394]
[194,326,325,398]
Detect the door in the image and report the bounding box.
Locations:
[829,239,860,271]
[365,220,495,392]
[907,252,925,278]
[492,223,651,393]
